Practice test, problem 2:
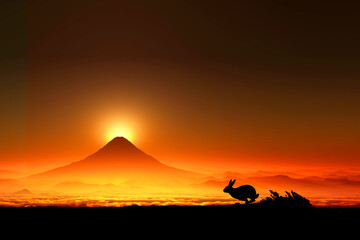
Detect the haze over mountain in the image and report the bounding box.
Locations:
[25,137,201,190]
[0,137,358,207]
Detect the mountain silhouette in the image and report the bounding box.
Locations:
[95,137,150,157]
[12,188,32,195]
[81,137,164,166]
[25,137,200,190]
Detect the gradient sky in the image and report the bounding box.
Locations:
[1,0,359,173]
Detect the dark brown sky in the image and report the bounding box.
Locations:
[28,1,360,68]
[1,0,360,172]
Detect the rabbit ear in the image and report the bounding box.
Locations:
[228,179,233,186]
[231,179,236,186]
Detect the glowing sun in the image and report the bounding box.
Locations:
[106,127,134,142]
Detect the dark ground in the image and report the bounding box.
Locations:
[2,204,359,234]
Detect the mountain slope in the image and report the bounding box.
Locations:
[25,137,200,188]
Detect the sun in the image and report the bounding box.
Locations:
[102,115,138,143]
[107,127,134,142]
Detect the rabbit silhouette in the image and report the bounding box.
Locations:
[223,179,259,204]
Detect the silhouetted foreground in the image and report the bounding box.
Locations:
[259,190,312,208]
[2,199,358,234]
[2,205,358,239]
[223,179,259,204]
[4,202,358,228]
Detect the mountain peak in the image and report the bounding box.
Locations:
[109,136,131,144]
[95,136,144,157]
[13,189,32,195]
[105,136,134,148]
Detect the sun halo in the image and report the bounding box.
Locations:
[106,127,134,143]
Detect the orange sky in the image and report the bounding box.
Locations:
[0,1,359,174]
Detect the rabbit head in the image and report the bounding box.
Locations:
[223,179,236,193]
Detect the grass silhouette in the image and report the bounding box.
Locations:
[259,190,312,208]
